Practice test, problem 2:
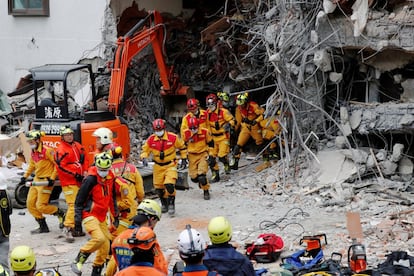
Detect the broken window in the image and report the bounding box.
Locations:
[8,0,49,17]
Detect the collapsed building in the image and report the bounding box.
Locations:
[5,0,414,191]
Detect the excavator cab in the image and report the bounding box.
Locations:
[29,64,130,164]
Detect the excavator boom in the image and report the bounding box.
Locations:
[108,10,191,116]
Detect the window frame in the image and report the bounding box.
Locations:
[8,0,50,17]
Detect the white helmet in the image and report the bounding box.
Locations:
[93,127,113,145]
[177,225,206,259]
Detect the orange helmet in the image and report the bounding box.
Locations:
[127,226,157,250]
[152,119,166,131]
[206,94,218,106]
[188,117,199,130]
[186,98,199,112]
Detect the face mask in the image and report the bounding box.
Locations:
[155,130,164,137]
[192,109,199,116]
[97,170,109,178]
[208,105,216,112]
[30,144,37,150]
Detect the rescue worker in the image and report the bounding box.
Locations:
[114,226,165,276]
[9,245,36,276]
[109,199,167,276]
[175,225,218,276]
[180,98,209,138]
[205,94,235,182]
[111,145,145,206]
[18,130,65,234]
[260,115,282,160]
[54,126,89,242]
[71,152,119,276]
[232,93,265,170]
[204,216,255,276]
[217,91,235,113]
[0,183,12,276]
[92,127,116,154]
[140,118,187,215]
[182,117,214,200]
[109,146,141,235]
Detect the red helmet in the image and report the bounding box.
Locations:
[188,117,199,130]
[152,119,166,131]
[187,98,199,112]
[206,94,218,106]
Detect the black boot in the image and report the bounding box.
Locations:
[168,196,175,215]
[71,251,91,275]
[203,190,210,200]
[91,265,103,276]
[211,170,220,182]
[31,218,49,234]
[230,158,239,170]
[156,189,168,213]
[54,208,66,229]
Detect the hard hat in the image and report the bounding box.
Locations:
[217,92,229,102]
[186,98,199,112]
[188,117,199,130]
[177,225,206,259]
[206,94,218,106]
[127,226,156,250]
[92,127,113,145]
[26,130,44,141]
[10,245,36,272]
[59,125,74,136]
[94,152,113,170]
[152,119,166,131]
[138,199,162,221]
[207,216,232,244]
[236,93,248,105]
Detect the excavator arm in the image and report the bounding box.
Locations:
[108,10,190,115]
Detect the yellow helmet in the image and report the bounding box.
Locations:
[10,245,36,272]
[59,125,74,136]
[26,130,44,141]
[207,216,232,244]
[236,93,248,105]
[138,199,162,221]
[217,92,229,102]
[94,152,113,169]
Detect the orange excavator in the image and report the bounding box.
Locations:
[28,10,191,164]
[108,10,193,116]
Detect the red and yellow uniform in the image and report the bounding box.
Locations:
[206,106,235,180]
[55,139,89,229]
[180,109,209,138]
[74,166,118,268]
[111,176,136,235]
[111,227,168,274]
[234,100,264,150]
[140,130,186,214]
[112,158,145,204]
[183,127,213,199]
[260,116,282,155]
[24,143,59,220]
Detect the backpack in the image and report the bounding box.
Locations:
[246,233,284,263]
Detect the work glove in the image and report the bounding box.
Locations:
[19,177,26,186]
[74,222,83,234]
[142,158,148,167]
[75,173,84,182]
[179,159,188,170]
[242,117,250,124]
[224,123,231,132]
[250,120,257,126]
[48,179,55,187]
